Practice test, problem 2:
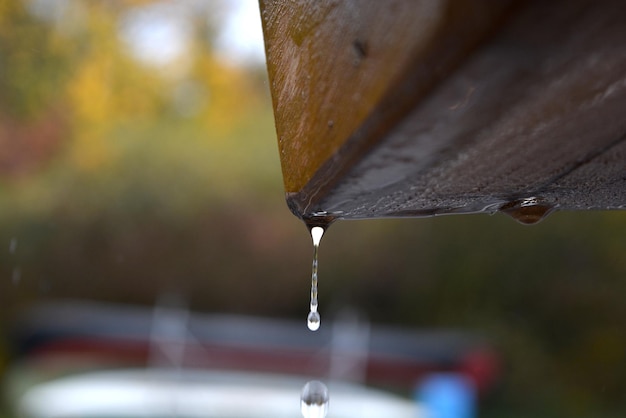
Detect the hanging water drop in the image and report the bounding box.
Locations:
[310,225,325,246]
[499,197,556,225]
[301,380,329,418]
[307,226,325,331]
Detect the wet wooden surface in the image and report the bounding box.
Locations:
[260,0,626,222]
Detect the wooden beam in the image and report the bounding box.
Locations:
[260,0,626,224]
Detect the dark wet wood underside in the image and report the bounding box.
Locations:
[260,0,626,222]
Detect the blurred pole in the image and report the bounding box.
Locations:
[148,294,190,368]
[329,309,370,383]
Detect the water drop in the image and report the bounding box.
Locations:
[499,197,556,225]
[9,238,17,254]
[12,266,21,285]
[310,226,324,247]
[307,310,320,331]
[307,226,325,331]
[301,380,329,418]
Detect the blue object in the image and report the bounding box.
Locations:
[417,373,475,418]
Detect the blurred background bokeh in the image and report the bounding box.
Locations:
[0,1,626,417]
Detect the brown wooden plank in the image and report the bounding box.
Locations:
[260,0,626,223]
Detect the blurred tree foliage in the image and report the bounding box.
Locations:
[0,1,73,119]
[0,1,625,418]
[0,0,285,380]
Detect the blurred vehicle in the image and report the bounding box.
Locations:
[5,300,498,417]
[17,369,423,418]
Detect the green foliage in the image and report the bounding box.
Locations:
[0,1,74,118]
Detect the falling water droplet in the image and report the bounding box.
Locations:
[9,238,17,254]
[307,226,325,331]
[307,310,320,331]
[301,380,329,418]
[12,266,21,285]
[499,197,556,225]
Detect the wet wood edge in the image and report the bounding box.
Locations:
[270,1,520,219]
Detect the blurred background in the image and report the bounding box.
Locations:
[0,0,626,417]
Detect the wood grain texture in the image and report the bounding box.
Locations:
[260,0,626,221]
